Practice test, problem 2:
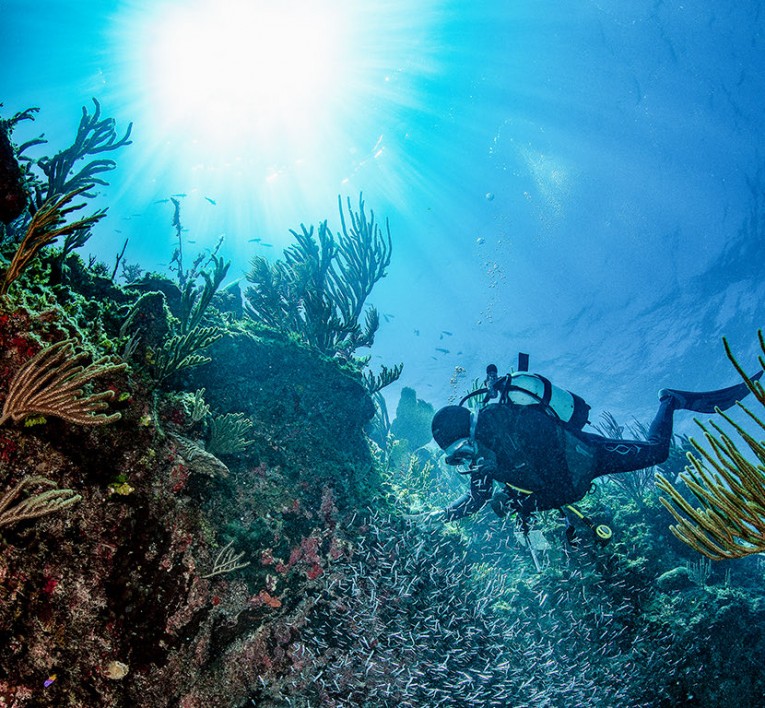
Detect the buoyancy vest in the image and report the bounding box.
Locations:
[476,406,597,512]
[475,404,572,495]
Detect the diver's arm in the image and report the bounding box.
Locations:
[443,473,493,521]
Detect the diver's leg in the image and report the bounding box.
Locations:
[579,396,676,477]
[581,372,761,479]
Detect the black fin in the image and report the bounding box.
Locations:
[659,370,763,414]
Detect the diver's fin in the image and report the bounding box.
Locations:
[659,370,763,414]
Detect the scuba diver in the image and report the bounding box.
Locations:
[429,355,761,546]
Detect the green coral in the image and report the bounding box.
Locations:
[35,98,132,203]
[153,325,225,384]
[244,194,392,359]
[206,412,253,456]
[121,256,230,388]
[179,254,230,333]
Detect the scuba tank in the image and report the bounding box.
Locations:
[460,354,591,431]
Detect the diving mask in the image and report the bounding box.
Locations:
[444,438,478,466]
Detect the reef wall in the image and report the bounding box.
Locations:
[0,292,379,707]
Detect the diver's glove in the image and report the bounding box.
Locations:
[490,489,511,518]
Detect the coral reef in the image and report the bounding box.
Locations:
[0,476,81,529]
[0,338,126,426]
[0,114,27,224]
[0,105,392,704]
[657,331,765,559]
[0,100,763,708]
[0,186,105,296]
[244,195,393,361]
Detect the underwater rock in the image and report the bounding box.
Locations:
[656,566,694,592]
[390,386,435,450]
[185,331,377,510]
[121,289,174,356]
[213,280,243,319]
[0,121,26,224]
[127,274,182,316]
[388,386,435,470]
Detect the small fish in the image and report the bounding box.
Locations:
[153,198,169,204]
[442,330,453,336]
[171,192,187,197]
[248,238,262,243]
[187,240,197,244]
[43,674,57,688]
[261,243,273,248]
[435,347,450,354]
[383,313,395,322]
[204,196,217,205]
[414,329,420,336]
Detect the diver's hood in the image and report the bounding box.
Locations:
[431,405,471,449]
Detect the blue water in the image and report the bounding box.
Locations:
[2,0,764,431]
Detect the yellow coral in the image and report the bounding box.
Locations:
[656,330,765,560]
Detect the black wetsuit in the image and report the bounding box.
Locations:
[443,397,675,521]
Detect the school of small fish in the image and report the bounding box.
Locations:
[248,511,692,706]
